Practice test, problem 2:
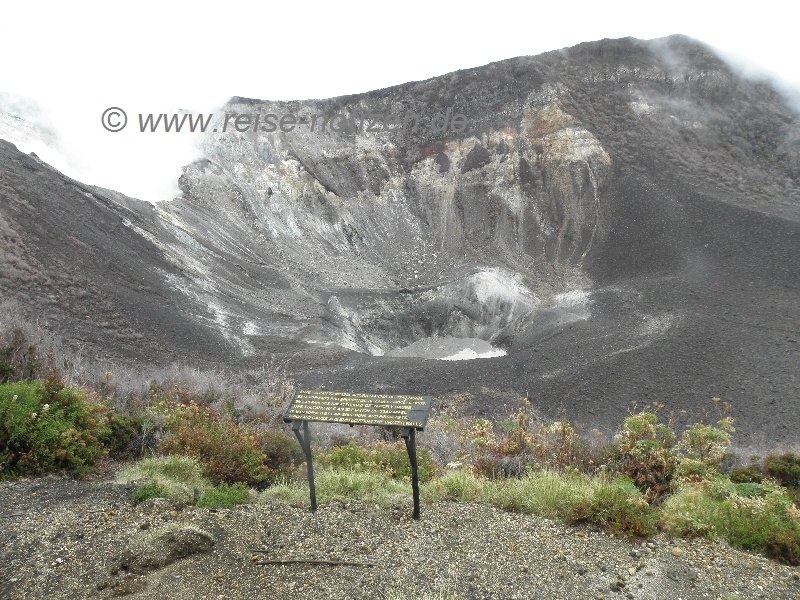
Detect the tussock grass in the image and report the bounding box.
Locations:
[486,469,595,517]
[424,468,655,536]
[196,482,252,509]
[117,455,212,502]
[423,469,484,502]
[259,468,411,506]
[423,468,596,515]
[262,466,655,536]
[119,453,797,563]
[258,478,307,503]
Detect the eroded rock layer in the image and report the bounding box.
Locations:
[2,35,799,440]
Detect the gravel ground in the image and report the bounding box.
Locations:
[1,473,799,600]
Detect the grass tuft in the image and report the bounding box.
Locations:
[117,455,212,502]
[196,482,251,509]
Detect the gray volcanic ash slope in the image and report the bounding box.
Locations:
[1,35,799,441]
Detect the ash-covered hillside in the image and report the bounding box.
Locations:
[1,35,798,443]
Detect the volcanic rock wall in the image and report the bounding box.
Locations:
[2,35,799,439]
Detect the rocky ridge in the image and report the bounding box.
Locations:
[1,35,799,442]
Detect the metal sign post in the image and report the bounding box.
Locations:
[284,391,432,519]
[290,419,317,511]
[401,426,420,519]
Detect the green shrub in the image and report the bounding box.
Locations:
[160,402,273,487]
[680,419,734,467]
[0,380,110,477]
[132,481,169,504]
[730,465,764,484]
[706,476,772,501]
[610,475,641,495]
[100,410,149,457]
[258,429,304,481]
[196,482,251,509]
[614,412,678,501]
[675,458,716,485]
[660,480,800,564]
[722,488,800,564]
[765,528,800,565]
[764,453,800,489]
[315,440,436,482]
[733,482,768,498]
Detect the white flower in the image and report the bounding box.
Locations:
[30,412,37,419]
[42,404,50,411]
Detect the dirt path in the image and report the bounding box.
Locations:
[1,472,799,599]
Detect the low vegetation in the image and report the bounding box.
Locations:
[195,482,251,509]
[118,455,213,503]
[315,439,436,483]
[0,377,111,477]
[1,317,799,564]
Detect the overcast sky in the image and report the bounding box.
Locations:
[1,0,798,202]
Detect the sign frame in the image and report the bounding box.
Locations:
[284,390,433,519]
